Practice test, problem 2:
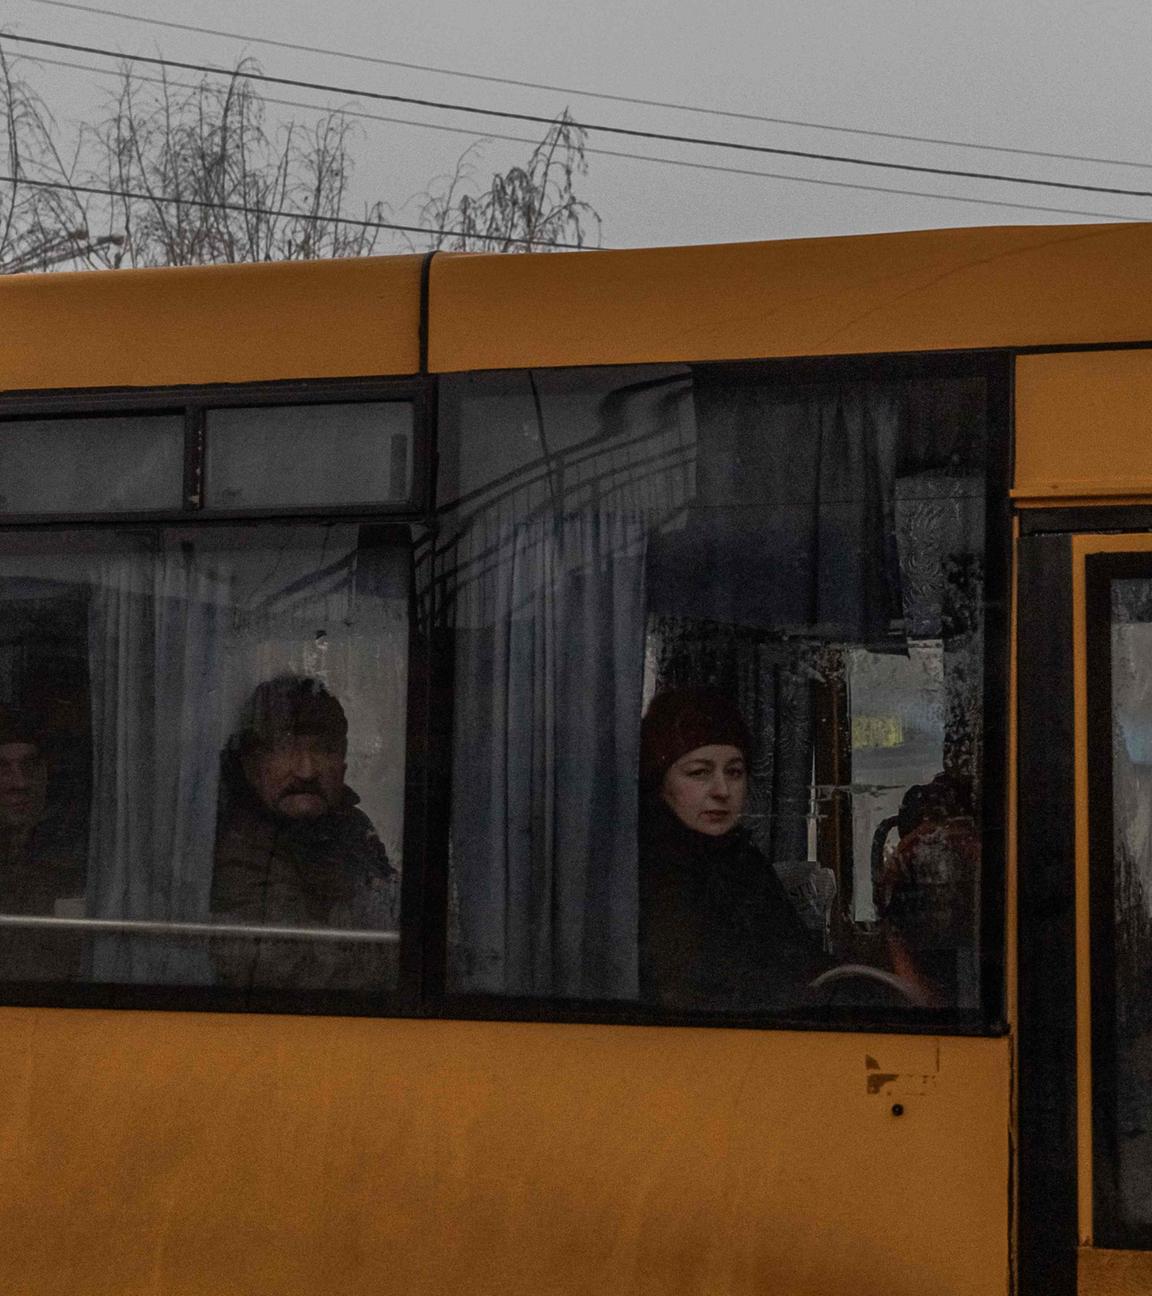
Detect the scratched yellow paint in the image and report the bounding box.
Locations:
[1079,1249,1152,1294]
[1017,350,1152,505]
[0,1009,1009,1296]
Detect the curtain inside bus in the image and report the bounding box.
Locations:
[438,365,988,1015]
[0,525,409,988]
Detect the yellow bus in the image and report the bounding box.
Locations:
[1,222,1150,1295]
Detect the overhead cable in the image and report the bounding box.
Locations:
[0,173,596,250]
[29,54,1146,225]
[22,0,1152,173]
[7,32,1152,200]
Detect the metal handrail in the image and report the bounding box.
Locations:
[0,914,399,943]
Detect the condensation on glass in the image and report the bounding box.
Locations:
[205,402,414,510]
[0,524,407,993]
[1101,576,1152,1237]
[436,364,989,1018]
[0,414,184,514]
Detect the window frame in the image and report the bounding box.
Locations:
[0,351,1010,1036]
[429,349,1012,1038]
[0,374,432,1020]
[0,374,433,524]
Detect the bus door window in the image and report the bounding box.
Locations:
[1087,562,1152,1247]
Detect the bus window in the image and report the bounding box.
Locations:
[205,402,415,510]
[0,413,184,514]
[437,363,993,1024]
[0,522,408,996]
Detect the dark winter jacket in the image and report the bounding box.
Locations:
[210,783,399,992]
[638,801,827,1011]
[0,811,87,981]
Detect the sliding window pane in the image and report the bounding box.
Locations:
[0,415,184,514]
[206,402,414,509]
[0,524,408,996]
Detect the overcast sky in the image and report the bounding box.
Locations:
[6,0,1152,251]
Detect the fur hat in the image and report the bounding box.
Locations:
[639,687,751,788]
[231,675,348,755]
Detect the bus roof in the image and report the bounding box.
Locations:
[3,222,1152,390]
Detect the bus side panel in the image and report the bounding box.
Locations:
[0,255,423,392]
[1016,350,1152,504]
[0,1009,1009,1296]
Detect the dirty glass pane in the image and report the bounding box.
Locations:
[436,364,990,1020]
[0,524,407,995]
[1100,576,1152,1237]
[205,402,414,509]
[0,414,184,514]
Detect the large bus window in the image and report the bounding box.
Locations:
[437,364,992,1023]
[0,523,407,996]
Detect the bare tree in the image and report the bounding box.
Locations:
[419,110,600,253]
[0,41,600,271]
[0,45,116,273]
[87,62,389,267]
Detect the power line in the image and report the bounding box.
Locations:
[29,54,1146,225]
[22,0,1152,174]
[0,173,595,250]
[8,32,1152,201]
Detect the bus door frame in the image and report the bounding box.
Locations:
[1017,511,1152,1296]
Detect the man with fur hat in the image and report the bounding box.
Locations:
[210,674,398,991]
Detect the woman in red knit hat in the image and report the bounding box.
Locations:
[637,687,826,1011]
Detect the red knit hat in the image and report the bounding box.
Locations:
[639,687,751,788]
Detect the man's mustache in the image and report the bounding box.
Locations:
[277,780,328,801]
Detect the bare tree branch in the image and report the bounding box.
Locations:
[418,109,600,253]
[0,41,601,271]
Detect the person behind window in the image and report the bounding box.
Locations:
[876,771,980,1005]
[637,687,826,1011]
[0,708,86,979]
[210,675,399,991]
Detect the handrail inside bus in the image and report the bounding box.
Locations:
[0,914,399,943]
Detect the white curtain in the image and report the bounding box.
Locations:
[450,507,648,999]
[88,538,226,981]
[83,525,406,983]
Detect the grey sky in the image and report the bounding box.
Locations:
[6,0,1152,250]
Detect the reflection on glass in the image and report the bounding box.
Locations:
[205,402,414,509]
[438,365,989,1015]
[0,525,408,992]
[0,414,184,514]
[848,643,945,925]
